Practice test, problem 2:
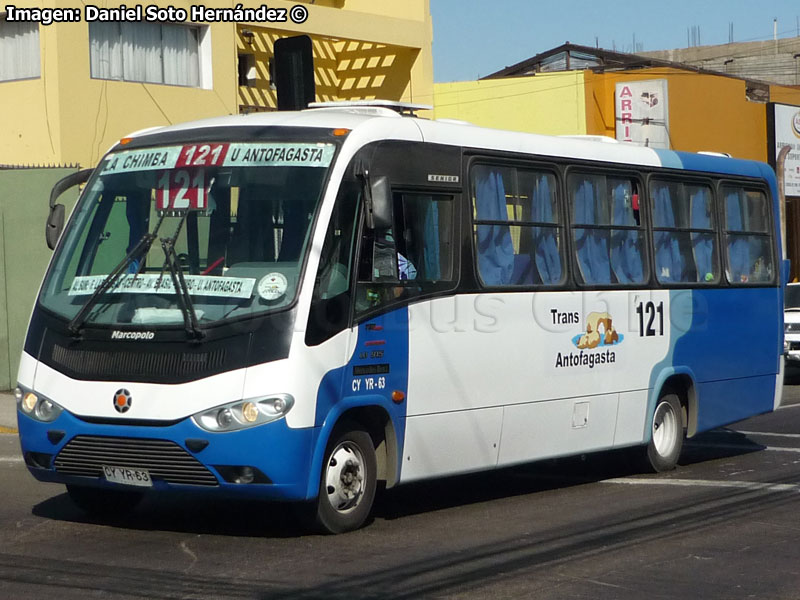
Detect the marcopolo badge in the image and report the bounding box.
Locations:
[113,389,132,414]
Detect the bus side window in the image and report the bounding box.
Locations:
[316,181,361,300]
[395,193,454,283]
[609,178,645,284]
[306,181,361,346]
[651,180,719,284]
[569,173,646,286]
[571,175,611,285]
[472,165,564,287]
[723,186,773,284]
[355,192,455,317]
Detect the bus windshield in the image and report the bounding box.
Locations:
[39,141,335,329]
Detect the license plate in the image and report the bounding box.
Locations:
[102,465,153,488]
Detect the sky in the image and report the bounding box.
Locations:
[431,0,800,82]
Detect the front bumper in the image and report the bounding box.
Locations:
[17,407,317,501]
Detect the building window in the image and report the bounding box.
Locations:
[0,20,40,81]
[89,22,201,87]
[238,53,256,86]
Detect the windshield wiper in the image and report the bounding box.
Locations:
[152,210,205,341]
[160,236,205,341]
[67,222,163,338]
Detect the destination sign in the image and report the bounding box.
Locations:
[68,274,256,299]
[100,142,335,175]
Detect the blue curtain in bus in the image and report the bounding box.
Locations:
[610,183,643,283]
[423,200,441,280]
[690,187,714,281]
[475,169,513,285]
[574,180,611,284]
[725,190,750,282]
[653,186,683,282]
[532,176,561,284]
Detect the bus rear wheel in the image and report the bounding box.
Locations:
[314,427,377,534]
[644,393,684,472]
[66,484,143,517]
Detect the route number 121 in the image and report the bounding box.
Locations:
[636,301,664,337]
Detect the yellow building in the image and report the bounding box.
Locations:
[434,43,800,163]
[583,68,800,161]
[433,72,587,135]
[0,0,433,168]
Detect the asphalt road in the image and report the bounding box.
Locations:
[2,386,800,599]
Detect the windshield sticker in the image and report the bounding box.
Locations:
[257,273,289,301]
[100,143,334,175]
[68,274,256,299]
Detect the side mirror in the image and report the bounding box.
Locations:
[46,167,93,250]
[369,176,393,230]
[45,205,65,250]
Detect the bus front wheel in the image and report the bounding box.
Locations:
[314,427,377,534]
[644,393,684,472]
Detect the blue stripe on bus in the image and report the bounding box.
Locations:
[310,305,410,496]
[647,288,779,439]
[652,149,684,170]
[661,150,766,178]
[18,408,316,500]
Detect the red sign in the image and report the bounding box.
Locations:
[618,85,633,143]
[175,143,229,168]
[156,169,209,211]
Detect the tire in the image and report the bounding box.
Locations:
[644,393,684,472]
[314,427,377,534]
[66,485,143,517]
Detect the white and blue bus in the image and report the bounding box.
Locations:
[15,102,786,533]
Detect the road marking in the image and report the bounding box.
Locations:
[778,402,800,411]
[687,440,800,454]
[735,430,800,439]
[765,446,800,453]
[0,457,23,463]
[0,426,18,434]
[605,478,800,493]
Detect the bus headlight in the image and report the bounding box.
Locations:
[192,394,294,432]
[217,408,234,429]
[15,386,63,423]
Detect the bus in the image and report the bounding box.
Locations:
[15,101,786,533]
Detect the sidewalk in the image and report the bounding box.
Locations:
[0,390,17,433]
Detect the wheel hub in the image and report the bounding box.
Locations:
[325,443,365,513]
[653,401,677,457]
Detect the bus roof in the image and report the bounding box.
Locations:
[122,104,772,179]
